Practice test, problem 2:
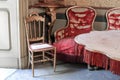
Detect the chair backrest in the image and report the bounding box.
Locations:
[65,6,96,36]
[106,7,120,30]
[24,12,45,45]
[54,6,96,41]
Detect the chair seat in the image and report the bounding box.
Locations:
[30,43,53,50]
[53,37,76,54]
[53,37,77,62]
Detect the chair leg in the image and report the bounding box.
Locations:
[28,52,31,68]
[28,61,31,69]
[32,62,34,77]
[31,52,34,77]
[53,49,56,72]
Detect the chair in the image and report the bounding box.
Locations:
[106,7,120,30]
[24,12,56,77]
[53,6,96,63]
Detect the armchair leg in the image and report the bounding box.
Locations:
[87,64,99,71]
[87,64,94,71]
[94,66,98,70]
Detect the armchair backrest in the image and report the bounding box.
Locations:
[55,6,96,41]
[106,7,120,30]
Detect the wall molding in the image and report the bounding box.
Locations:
[0,9,11,51]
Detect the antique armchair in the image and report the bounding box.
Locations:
[106,7,120,30]
[53,6,96,63]
[24,12,56,77]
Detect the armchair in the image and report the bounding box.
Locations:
[106,7,120,30]
[53,6,96,63]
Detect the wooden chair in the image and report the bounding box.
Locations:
[53,6,96,63]
[106,7,120,30]
[24,12,56,77]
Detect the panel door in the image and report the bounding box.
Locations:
[0,0,20,68]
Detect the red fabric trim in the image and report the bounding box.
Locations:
[83,49,109,70]
[53,38,84,63]
[110,59,120,75]
[56,52,78,63]
[84,49,120,75]
[76,44,84,63]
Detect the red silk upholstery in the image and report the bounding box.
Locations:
[106,7,120,30]
[55,6,96,41]
[53,6,96,63]
[53,37,80,62]
[54,37,75,54]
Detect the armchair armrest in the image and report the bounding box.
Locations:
[54,27,70,41]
